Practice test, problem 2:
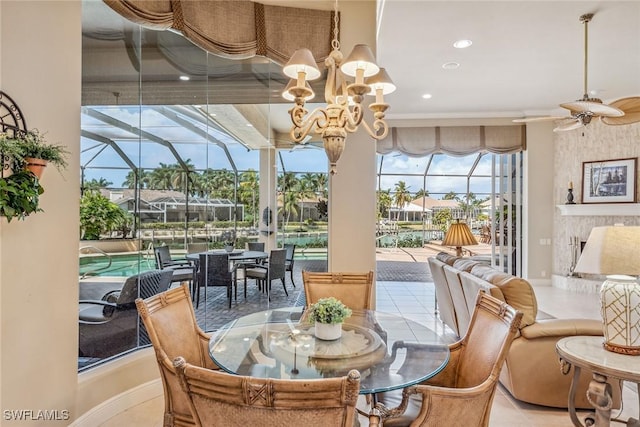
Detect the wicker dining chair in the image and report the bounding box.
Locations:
[373,292,523,427]
[135,284,219,427]
[302,271,374,310]
[174,356,361,427]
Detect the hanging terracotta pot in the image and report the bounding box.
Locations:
[24,157,48,179]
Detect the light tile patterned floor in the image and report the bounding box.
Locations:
[98,281,640,427]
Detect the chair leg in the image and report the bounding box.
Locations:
[195,279,200,309]
[290,269,296,287]
[281,278,288,296]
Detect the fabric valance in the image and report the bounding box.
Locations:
[103,0,335,66]
[376,125,526,156]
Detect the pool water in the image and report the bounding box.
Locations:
[79,254,156,277]
[79,249,327,277]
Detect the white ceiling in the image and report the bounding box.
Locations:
[82,0,640,147]
[376,1,640,121]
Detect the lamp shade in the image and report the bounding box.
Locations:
[365,68,396,96]
[442,220,478,256]
[574,225,640,355]
[340,44,380,78]
[283,48,322,81]
[574,226,640,276]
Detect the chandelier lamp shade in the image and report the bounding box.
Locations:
[442,219,478,257]
[574,226,640,355]
[282,1,395,175]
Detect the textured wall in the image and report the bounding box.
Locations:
[553,120,640,277]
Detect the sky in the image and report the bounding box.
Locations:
[81,106,506,198]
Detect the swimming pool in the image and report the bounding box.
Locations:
[79,254,156,277]
[79,247,327,277]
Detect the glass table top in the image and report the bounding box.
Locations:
[209,307,450,395]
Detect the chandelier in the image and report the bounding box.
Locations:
[282,0,395,175]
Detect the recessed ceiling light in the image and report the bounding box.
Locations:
[179,75,190,81]
[422,93,433,99]
[442,62,460,70]
[246,123,253,127]
[453,39,473,49]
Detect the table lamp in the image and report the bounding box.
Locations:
[574,225,640,355]
[442,219,478,257]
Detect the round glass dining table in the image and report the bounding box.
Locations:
[208,307,450,396]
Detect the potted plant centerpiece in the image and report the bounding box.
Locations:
[221,229,237,252]
[307,297,352,340]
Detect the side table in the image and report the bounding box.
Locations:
[556,336,640,427]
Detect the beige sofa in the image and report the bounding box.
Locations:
[429,252,619,409]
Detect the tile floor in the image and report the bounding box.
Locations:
[98,281,640,427]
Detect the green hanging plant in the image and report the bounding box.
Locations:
[0,170,44,222]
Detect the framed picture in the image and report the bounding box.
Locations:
[582,157,637,203]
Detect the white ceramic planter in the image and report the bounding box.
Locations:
[314,322,342,340]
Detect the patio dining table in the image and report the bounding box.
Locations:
[185,249,268,264]
[208,306,450,424]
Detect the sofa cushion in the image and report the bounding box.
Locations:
[469,265,538,327]
[436,252,459,266]
[452,258,479,272]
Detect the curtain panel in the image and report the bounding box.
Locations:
[103,0,335,65]
[376,125,526,156]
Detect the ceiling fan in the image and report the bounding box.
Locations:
[514,13,640,132]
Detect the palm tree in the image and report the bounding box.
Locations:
[414,188,429,199]
[393,181,412,221]
[298,173,317,221]
[122,169,150,189]
[377,189,392,221]
[239,169,259,227]
[84,177,113,191]
[443,191,459,201]
[280,190,299,230]
[210,169,236,200]
[148,163,176,190]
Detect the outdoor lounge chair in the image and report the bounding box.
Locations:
[78,269,173,359]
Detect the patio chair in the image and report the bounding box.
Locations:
[284,243,297,287]
[303,271,374,310]
[155,244,197,302]
[244,248,287,299]
[373,292,523,427]
[174,356,361,427]
[154,245,191,269]
[136,284,219,427]
[246,241,265,252]
[78,269,173,359]
[197,252,236,308]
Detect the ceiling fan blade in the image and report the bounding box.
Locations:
[559,100,624,117]
[601,97,640,125]
[553,119,583,132]
[513,116,569,123]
